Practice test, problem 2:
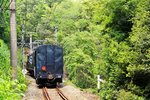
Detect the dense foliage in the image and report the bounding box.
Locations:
[16,0,150,99]
[0,0,10,43]
[0,1,27,99]
[1,0,149,99]
[0,40,27,100]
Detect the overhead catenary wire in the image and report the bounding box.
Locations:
[4,0,12,11]
[0,0,5,9]
[0,13,4,23]
[2,0,8,10]
[0,0,9,11]
[0,0,13,12]
[0,0,13,26]
[0,12,6,26]
[0,0,3,7]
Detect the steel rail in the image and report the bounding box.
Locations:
[42,87,51,100]
[56,87,69,100]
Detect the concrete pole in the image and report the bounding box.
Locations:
[10,0,17,79]
[21,25,25,69]
[54,27,57,43]
[30,34,32,54]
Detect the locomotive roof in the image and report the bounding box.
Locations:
[35,44,62,50]
[28,44,63,56]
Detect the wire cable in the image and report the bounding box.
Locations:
[0,0,4,9]
[4,0,12,11]
[2,0,8,10]
[0,13,6,26]
[0,0,11,26]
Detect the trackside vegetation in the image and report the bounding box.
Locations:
[0,40,27,100]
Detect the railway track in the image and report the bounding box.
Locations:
[42,86,69,100]
[56,87,69,100]
[42,87,51,100]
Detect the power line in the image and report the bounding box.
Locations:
[2,0,8,10]
[0,12,6,26]
[0,0,12,12]
[0,0,12,26]
[4,0,12,11]
[0,0,5,9]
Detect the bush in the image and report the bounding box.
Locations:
[117,89,145,100]
[65,48,96,88]
[0,39,27,100]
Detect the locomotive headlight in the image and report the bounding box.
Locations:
[41,66,46,71]
[57,75,62,78]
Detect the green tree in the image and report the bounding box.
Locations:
[62,32,99,88]
[0,0,10,43]
[128,0,150,98]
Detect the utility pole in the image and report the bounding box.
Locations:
[21,24,27,75]
[21,24,25,69]
[30,34,32,53]
[10,0,17,79]
[54,26,57,43]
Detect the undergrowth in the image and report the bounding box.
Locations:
[0,39,27,100]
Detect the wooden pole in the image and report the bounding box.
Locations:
[10,0,17,79]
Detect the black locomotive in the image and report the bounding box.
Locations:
[26,45,64,86]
